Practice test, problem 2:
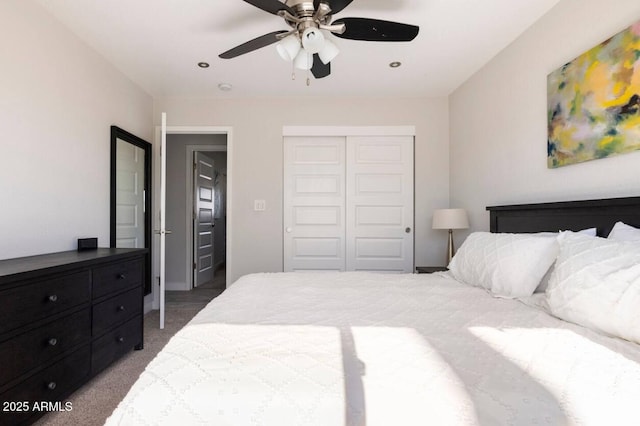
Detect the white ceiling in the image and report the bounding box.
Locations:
[35,0,560,98]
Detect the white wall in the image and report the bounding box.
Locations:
[450,0,640,239]
[155,97,450,283]
[0,0,153,259]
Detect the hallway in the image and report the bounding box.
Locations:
[165,268,225,309]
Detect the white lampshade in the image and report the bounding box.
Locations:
[432,208,469,230]
[318,38,339,64]
[293,49,312,70]
[301,27,325,54]
[276,34,300,62]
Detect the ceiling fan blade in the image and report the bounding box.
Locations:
[242,0,295,15]
[311,54,331,79]
[219,30,288,59]
[314,0,354,15]
[333,18,419,42]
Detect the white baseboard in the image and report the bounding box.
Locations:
[144,294,154,314]
[166,280,189,291]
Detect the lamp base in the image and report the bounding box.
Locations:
[446,229,455,265]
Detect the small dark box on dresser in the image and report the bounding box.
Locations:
[77,238,98,251]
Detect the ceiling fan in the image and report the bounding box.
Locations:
[219,0,419,81]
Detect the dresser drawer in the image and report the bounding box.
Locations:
[91,316,142,375]
[92,259,142,299]
[92,287,141,337]
[0,345,90,426]
[0,308,90,387]
[0,271,90,335]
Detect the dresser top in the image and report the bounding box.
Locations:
[0,248,147,285]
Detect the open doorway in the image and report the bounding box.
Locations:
[165,133,227,300]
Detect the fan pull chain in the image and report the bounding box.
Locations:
[306,67,311,87]
[291,61,296,81]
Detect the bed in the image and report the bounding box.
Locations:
[106,196,640,426]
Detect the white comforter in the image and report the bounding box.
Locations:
[106,272,640,425]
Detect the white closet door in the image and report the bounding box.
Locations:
[346,136,414,272]
[283,137,346,271]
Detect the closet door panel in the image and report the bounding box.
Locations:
[346,136,414,272]
[283,137,346,271]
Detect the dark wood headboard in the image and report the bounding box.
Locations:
[486,196,640,237]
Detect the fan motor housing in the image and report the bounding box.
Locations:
[283,0,332,33]
[286,0,316,17]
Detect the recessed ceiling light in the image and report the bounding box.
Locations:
[197,62,210,68]
[218,83,233,92]
[389,61,402,68]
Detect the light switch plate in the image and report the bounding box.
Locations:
[254,199,266,211]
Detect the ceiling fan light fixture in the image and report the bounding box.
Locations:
[218,0,421,81]
[318,38,339,64]
[301,27,325,54]
[276,34,300,61]
[293,49,313,70]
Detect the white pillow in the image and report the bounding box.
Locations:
[535,228,597,237]
[546,232,640,344]
[608,221,640,241]
[534,227,598,293]
[448,232,559,298]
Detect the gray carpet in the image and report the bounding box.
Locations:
[34,286,223,426]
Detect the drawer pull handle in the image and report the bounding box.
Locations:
[118,305,126,312]
[48,338,58,346]
[47,382,57,390]
[117,273,126,280]
[48,295,58,302]
[117,337,125,343]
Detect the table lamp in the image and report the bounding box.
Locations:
[432,208,469,265]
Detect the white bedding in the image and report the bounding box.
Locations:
[106,272,640,425]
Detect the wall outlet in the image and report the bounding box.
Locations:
[254,199,266,211]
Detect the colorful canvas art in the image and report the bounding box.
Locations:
[547,20,640,168]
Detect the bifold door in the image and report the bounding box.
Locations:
[284,135,414,273]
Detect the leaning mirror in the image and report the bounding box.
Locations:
[110,126,152,295]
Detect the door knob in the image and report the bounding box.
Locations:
[405,227,411,233]
[286,227,292,233]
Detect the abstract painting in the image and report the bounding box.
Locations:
[547,20,640,168]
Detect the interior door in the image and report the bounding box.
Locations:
[346,136,414,272]
[193,152,215,286]
[159,113,167,329]
[283,137,346,271]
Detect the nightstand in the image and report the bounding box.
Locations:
[415,266,448,274]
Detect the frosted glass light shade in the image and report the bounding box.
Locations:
[276,34,300,61]
[301,28,325,54]
[318,38,339,64]
[432,208,469,230]
[293,49,312,70]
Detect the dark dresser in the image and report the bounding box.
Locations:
[0,248,146,425]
